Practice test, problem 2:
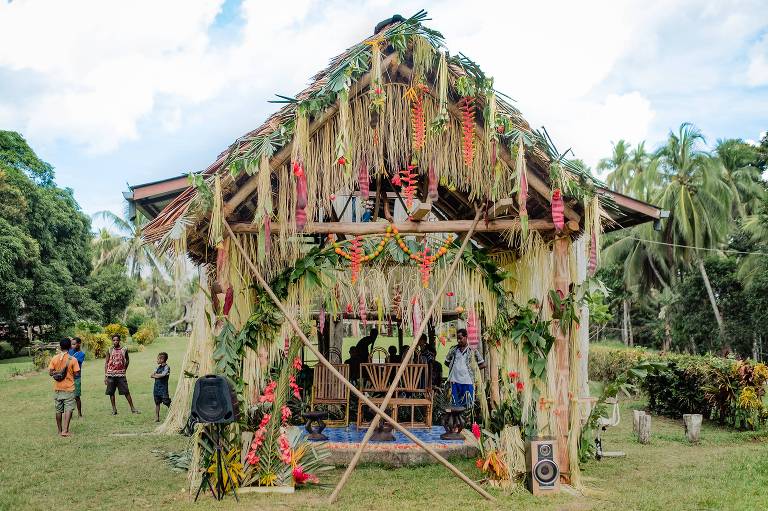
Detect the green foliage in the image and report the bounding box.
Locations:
[78,332,110,358]
[32,350,51,370]
[125,306,150,335]
[133,319,159,345]
[0,137,97,341]
[590,345,768,431]
[103,323,129,341]
[505,300,555,380]
[87,264,136,324]
[0,341,14,360]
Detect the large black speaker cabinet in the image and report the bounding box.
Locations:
[526,437,560,496]
[191,375,236,424]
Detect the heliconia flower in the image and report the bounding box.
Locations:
[471,422,481,440]
[508,370,519,379]
[292,356,302,371]
[551,188,565,231]
[293,465,319,485]
[391,171,402,186]
[292,161,304,177]
[516,381,525,392]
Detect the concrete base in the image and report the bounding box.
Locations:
[326,442,478,467]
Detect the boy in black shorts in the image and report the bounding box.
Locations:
[150,352,171,422]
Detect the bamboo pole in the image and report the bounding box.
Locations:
[328,209,484,503]
[230,218,553,235]
[552,235,571,480]
[222,221,494,502]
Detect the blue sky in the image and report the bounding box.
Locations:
[0,0,766,222]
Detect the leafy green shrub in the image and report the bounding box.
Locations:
[80,332,110,358]
[590,345,768,430]
[32,350,51,370]
[103,323,129,341]
[125,343,144,354]
[0,341,14,359]
[125,307,149,335]
[74,319,103,334]
[133,319,159,345]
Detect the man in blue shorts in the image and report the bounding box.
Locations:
[445,329,486,408]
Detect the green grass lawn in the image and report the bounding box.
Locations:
[1,336,767,510]
[0,355,35,379]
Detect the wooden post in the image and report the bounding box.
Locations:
[222,221,494,502]
[488,343,500,407]
[552,235,571,479]
[683,414,702,443]
[329,210,483,503]
[632,410,645,435]
[637,414,651,444]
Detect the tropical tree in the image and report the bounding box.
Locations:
[653,123,734,343]
[714,138,764,218]
[92,210,168,280]
[599,140,633,194]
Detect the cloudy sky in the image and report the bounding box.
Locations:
[0,0,766,219]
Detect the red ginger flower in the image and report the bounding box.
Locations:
[516,381,525,392]
[471,422,481,440]
[508,370,519,379]
[293,465,319,485]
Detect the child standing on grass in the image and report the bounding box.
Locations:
[151,352,171,422]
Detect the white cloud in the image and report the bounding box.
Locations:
[0,0,765,174]
[747,33,768,86]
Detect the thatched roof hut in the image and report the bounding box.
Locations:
[146,12,662,494]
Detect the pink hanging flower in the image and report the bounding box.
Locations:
[471,422,481,440]
[278,433,292,464]
[551,188,565,231]
[259,381,277,403]
[292,356,303,371]
[281,405,292,424]
[289,375,302,399]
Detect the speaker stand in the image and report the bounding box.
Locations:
[194,424,240,502]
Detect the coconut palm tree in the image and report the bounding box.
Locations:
[653,123,734,343]
[599,140,633,194]
[91,210,169,281]
[714,138,764,218]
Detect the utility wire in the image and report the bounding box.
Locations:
[629,237,768,257]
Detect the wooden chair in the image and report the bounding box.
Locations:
[369,346,388,364]
[311,363,350,426]
[356,363,433,429]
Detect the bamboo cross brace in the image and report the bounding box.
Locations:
[328,209,484,503]
[222,220,494,502]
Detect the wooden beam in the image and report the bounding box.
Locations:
[230,218,554,235]
[490,198,515,218]
[223,53,399,217]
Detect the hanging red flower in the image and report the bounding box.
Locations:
[516,381,525,392]
[551,188,565,231]
[222,286,234,316]
[458,96,475,167]
[471,422,481,440]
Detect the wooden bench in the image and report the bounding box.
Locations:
[310,363,350,427]
[357,363,433,429]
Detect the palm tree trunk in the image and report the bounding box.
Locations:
[663,318,672,352]
[622,299,629,346]
[697,258,726,341]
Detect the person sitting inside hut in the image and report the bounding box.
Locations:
[445,329,485,408]
[345,346,361,384]
[353,327,378,362]
[387,345,400,363]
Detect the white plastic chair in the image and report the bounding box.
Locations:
[595,397,626,459]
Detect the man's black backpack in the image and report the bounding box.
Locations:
[51,356,71,382]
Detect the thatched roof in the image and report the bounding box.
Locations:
[142,11,662,263]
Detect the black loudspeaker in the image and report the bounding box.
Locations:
[191,375,236,424]
[526,437,560,496]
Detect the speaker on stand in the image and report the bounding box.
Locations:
[191,375,239,502]
[526,437,560,496]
